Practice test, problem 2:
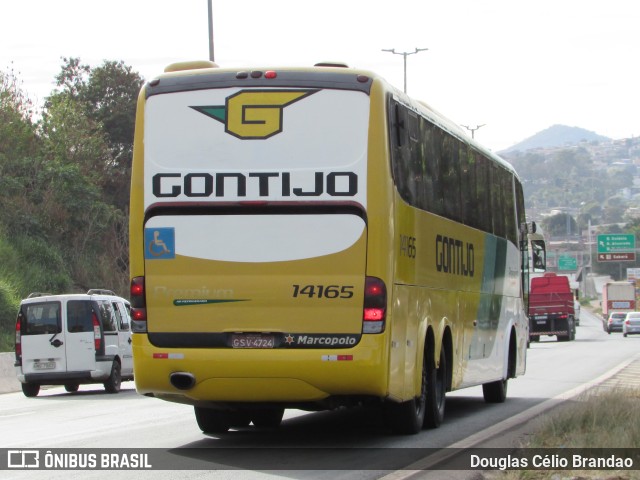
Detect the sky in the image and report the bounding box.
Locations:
[1,0,639,152]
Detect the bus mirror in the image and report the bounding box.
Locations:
[531,239,546,272]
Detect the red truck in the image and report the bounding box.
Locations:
[528,273,576,342]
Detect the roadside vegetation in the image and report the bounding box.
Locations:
[0,59,142,351]
[488,387,640,480]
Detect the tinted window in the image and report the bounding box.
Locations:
[95,300,117,332]
[112,301,131,331]
[22,302,61,335]
[67,300,94,333]
[388,97,521,246]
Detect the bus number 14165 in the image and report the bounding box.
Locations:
[292,285,354,299]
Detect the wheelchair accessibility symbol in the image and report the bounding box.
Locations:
[145,228,175,259]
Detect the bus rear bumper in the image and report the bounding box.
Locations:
[132,334,388,405]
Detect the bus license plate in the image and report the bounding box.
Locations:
[231,334,275,349]
[33,361,56,370]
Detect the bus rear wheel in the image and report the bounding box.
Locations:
[424,347,446,429]
[250,407,285,428]
[385,355,427,435]
[483,379,508,403]
[194,407,231,433]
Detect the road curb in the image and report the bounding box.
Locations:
[0,352,20,394]
[378,352,640,480]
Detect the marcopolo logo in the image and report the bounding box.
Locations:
[283,334,360,348]
[190,89,318,139]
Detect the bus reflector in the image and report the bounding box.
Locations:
[322,355,353,361]
[265,71,277,79]
[363,276,386,334]
[153,353,185,360]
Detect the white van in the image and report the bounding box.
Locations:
[14,290,133,397]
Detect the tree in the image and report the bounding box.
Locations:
[82,61,143,210]
[47,57,143,211]
[541,213,578,238]
[0,68,45,235]
[37,57,144,292]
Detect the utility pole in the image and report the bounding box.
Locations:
[462,124,486,139]
[208,0,215,62]
[381,48,428,93]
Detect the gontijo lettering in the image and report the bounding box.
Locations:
[435,234,475,277]
[152,171,358,198]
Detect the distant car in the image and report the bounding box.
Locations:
[605,311,627,334]
[623,312,640,337]
[574,300,581,326]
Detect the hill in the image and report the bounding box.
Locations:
[502,124,611,153]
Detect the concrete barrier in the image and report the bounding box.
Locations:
[0,352,20,394]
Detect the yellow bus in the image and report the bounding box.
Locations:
[129,61,537,435]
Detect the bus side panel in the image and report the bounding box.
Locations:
[392,196,527,392]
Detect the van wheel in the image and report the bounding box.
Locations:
[424,347,446,429]
[194,407,231,433]
[104,361,122,393]
[21,383,40,397]
[251,408,285,428]
[385,354,427,435]
[64,383,79,393]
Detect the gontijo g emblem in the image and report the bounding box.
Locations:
[190,89,318,140]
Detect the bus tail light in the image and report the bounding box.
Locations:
[130,276,147,333]
[363,276,386,334]
[92,312,103,353]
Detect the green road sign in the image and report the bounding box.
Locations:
[558,255,577,271]
[597,234,635,253]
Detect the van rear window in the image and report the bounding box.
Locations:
[22,302,61,335]
[67,300,94,333]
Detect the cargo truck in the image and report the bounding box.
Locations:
[602,281,636,319]
[529,273,576,342]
